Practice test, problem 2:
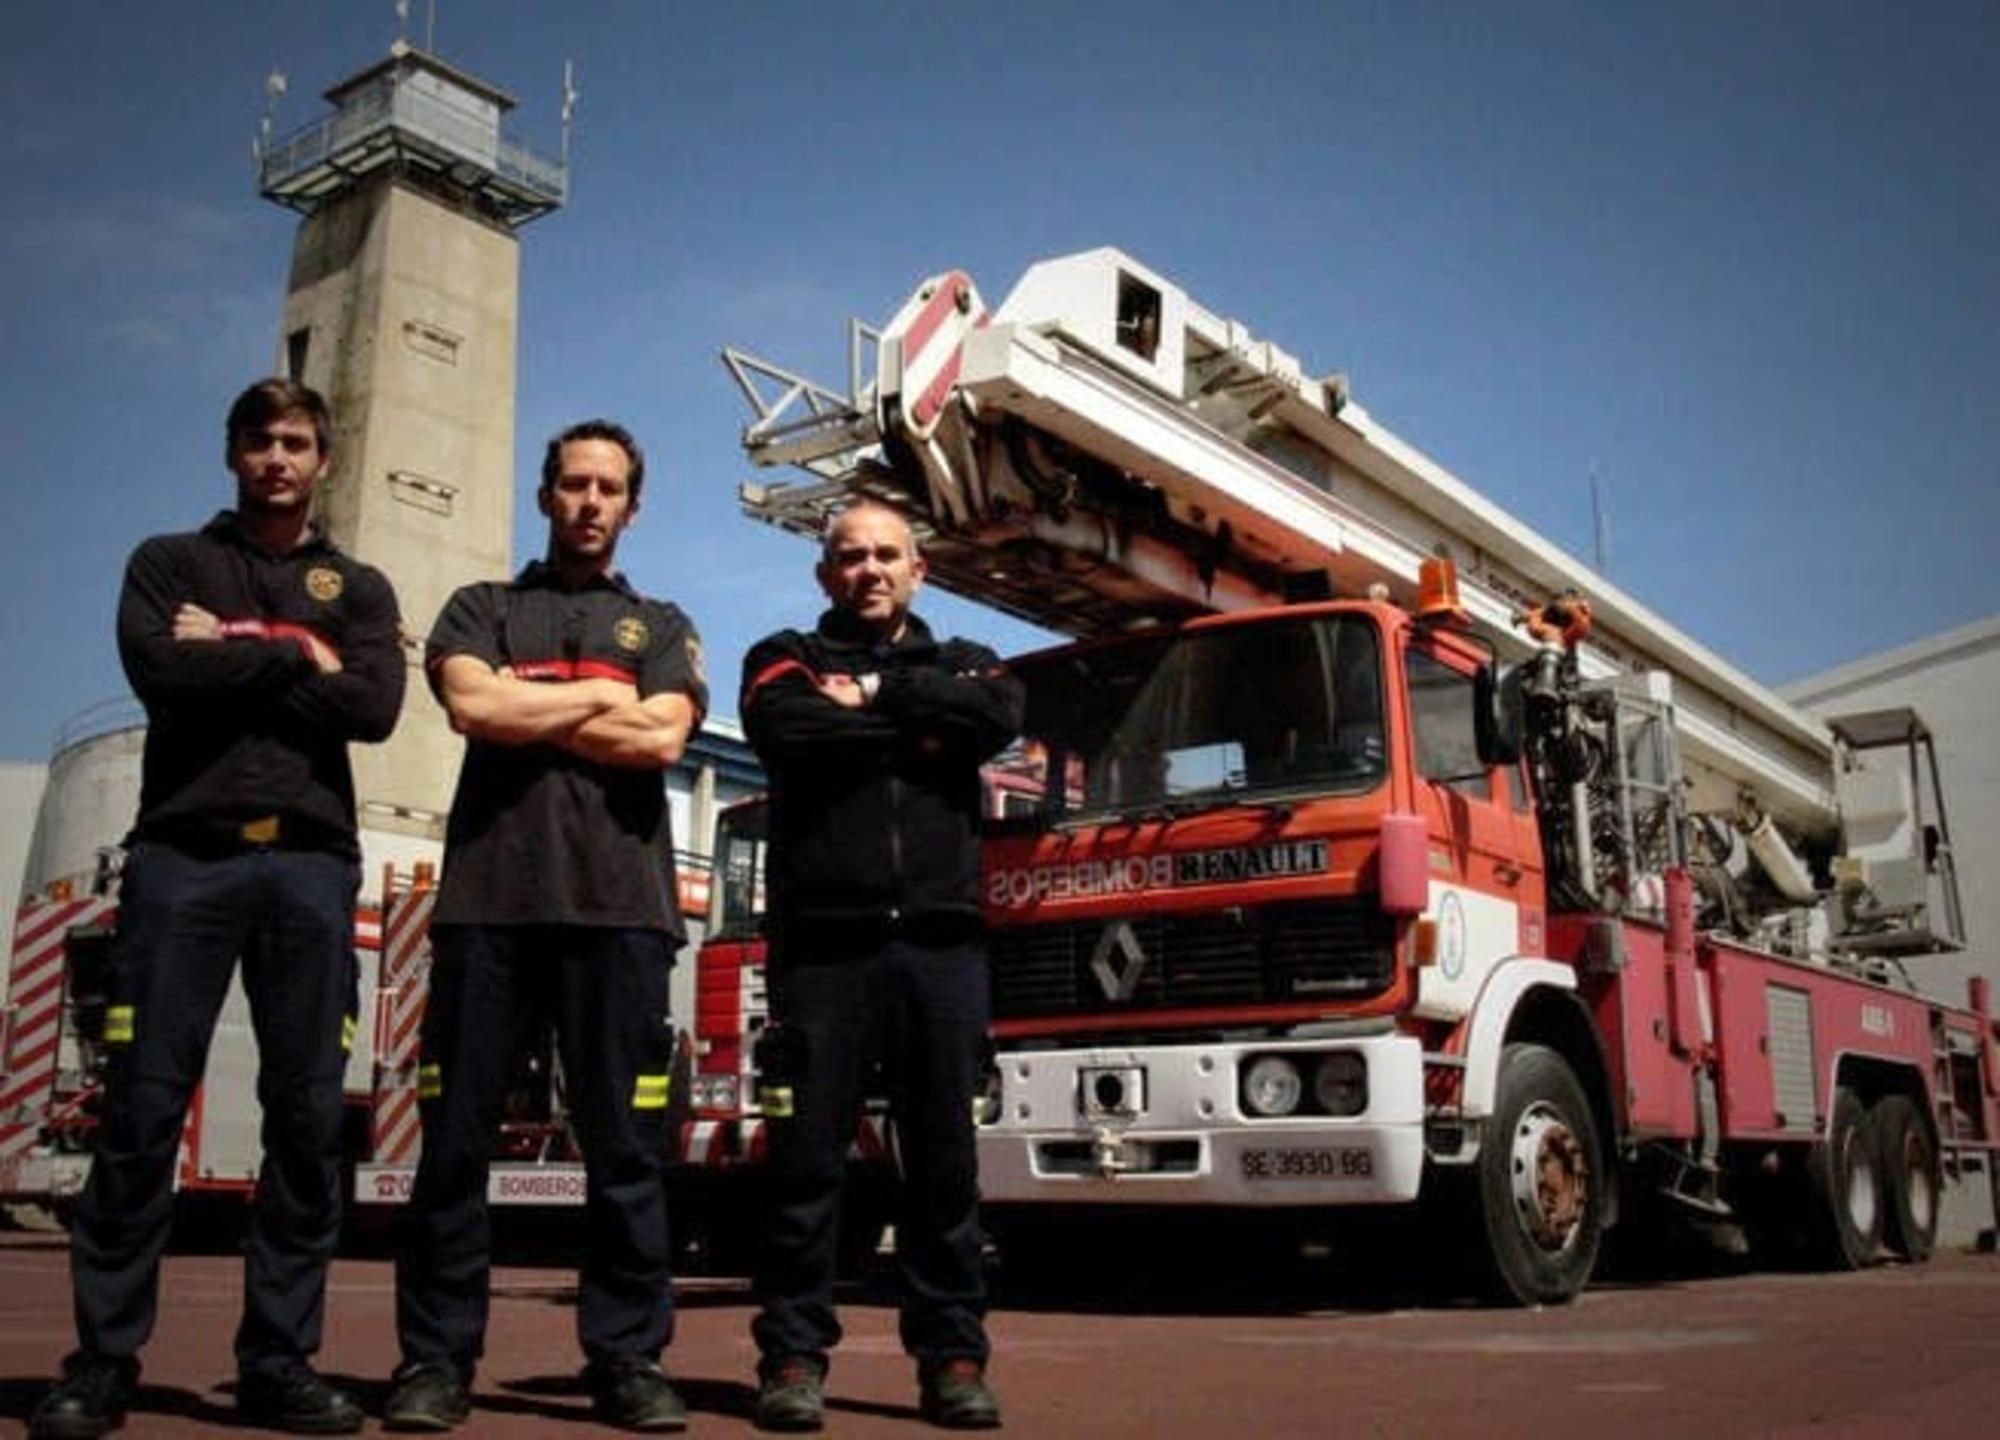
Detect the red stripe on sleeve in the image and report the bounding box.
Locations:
[510,660,573,682]
[741,657,815,711]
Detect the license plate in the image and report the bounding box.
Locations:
[1239,1146,1374,1181]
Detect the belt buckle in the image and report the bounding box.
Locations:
[240,815,281,846]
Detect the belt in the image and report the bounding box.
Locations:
[148,815,315,860]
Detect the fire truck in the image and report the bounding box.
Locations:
[1,843,712,1221]
[718,246,1997,1302]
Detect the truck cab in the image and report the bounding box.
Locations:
[975,593,1542,1207]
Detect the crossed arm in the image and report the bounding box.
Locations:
[120,535,404,743]
[741,636,1022,767]
[434,654,695,769]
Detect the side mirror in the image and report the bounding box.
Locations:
[1476,663,1524,766]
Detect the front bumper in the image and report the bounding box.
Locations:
[977,1033,1425,1206]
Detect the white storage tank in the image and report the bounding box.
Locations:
[18,701,145,902]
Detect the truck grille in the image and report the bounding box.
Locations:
[989,900,1396,1019]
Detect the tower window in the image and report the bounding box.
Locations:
[403,319,462,365]
[388,470,458,516]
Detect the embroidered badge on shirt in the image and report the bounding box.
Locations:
[614,616,650,654]
[305,567,344,602]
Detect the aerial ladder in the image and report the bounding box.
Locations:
[725,246,1961,959]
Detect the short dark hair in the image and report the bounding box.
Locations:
[542,419,645,500]
[821,500,920,562]
[225,377,331,458]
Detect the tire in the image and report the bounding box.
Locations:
[1468,1043,1606,1305]
[1874,1093,1940,1263]
[1805,1086,1883,1269]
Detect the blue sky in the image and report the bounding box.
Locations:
[2,1,1995,762]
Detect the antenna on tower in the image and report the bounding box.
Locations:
[561,60,580,165]
[1589,464,1612,577]
[253,67,289,167]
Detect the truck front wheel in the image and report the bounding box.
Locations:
[1469,1042,1605,1305]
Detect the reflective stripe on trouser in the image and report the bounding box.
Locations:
[68,842,359,1373]
[752,932,992,1371]
[394,924,678,1370]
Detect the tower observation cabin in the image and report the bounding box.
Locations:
[258,40,565,229]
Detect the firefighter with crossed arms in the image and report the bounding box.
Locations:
[384,420,705,1433]
[33,378,405,1439]
[741,501,1022,1432]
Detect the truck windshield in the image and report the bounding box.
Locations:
[709,802,767,939]
[999,614,1385,823]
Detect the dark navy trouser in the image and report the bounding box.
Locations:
[395,924,677,1374]
[752,930,991,1375]
[69,840,359,1377]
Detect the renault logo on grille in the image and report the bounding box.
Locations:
[1089,921,1148,1003]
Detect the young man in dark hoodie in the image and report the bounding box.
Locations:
[740,501,1022,1432]
[33,378,405,1440]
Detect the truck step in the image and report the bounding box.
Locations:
[1651,1149,1734,1220]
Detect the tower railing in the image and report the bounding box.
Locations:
[259,65,565,225]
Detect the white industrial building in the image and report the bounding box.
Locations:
[1784,615,2000,1006]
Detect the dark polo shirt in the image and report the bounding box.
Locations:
[427,562,707,937]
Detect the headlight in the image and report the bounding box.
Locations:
[1241,1055,1303,1117]
[1312,1052,1367,1116]
[693,1073,739,1112]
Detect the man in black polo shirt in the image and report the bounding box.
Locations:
[32,378,404,1440]
[385,420,705,1434]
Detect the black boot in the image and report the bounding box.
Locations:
[754,1357,827,1433]
[919,1359,1001,1430]
[29,1355,137,1440]
[589,1359,688,1432]
[235,1365,364,1435]
[383,1361,473,1432]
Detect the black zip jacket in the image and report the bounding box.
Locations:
[741,610,1023,933]
[117,511,405,857]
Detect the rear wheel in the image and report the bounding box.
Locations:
[1806,1086,1882,1269]
[1874,1093,1940,1263]
[1466,1043,1605,1305]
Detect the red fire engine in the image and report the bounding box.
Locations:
[715,247,1996,1302]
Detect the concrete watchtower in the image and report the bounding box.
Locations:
[257,40,565,852]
